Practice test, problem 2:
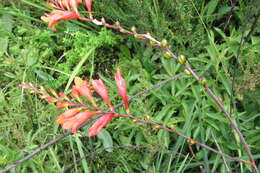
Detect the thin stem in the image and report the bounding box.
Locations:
[120,114,253,165]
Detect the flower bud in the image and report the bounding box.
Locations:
[134,34,142,39]
[178,55,187,64]
[115,21,120,27]
[188,139,196,145]
[119,28,126,33]
[131,26,136,33]
[199,78,207,87]
[149,41,157,46]
[163,52,172,59]
[49,88,58,98]
[161,39,168,48]
[184,69,191,75]
[154,125,161,129]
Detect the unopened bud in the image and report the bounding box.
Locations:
[178,55,187,64]
[149,41,157,46]
[49,88,58,97]
[154,125,161,129]
[144,115,150,119]
[161,39,168,48]
[189,139,196,145]
[199,78,207,87]
[163,52,172,59]
[119,28,126,33]
[134,34,142,39]
[115,21,120,27]
[131,26,136,33]
[184,69,191,75]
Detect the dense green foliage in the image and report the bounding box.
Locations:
[0,0,259,172]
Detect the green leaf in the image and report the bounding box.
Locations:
[4,72,16,79]
[158,130,170,148]
[206,113,228,124]
[218,72,231,96]
[65,48,95,92]
[97,129,113,152]
[248,134,260,144]
[206,0,219,15]
[0,14,13,55]
[75,136,90,173]
[34,69,54,81]
[0,37,8,56]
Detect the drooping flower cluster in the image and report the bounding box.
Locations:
[20,69,129,137]
[41,0,92,29]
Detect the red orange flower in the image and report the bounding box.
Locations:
[68,0,83,14]
[56,107,83,124]
[61,111,100,133]
[71,85,83,103]
[20,68,130,137]
[91,79,113,111]
[115,68,129,113]
[88,113,114,137]
[41,10,80,29]
[74,77,97,106]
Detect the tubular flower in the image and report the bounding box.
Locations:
[56,107,83,124]
[53,0,82,12]
[91,79,113,110]
[41,10,80,29]
[84,0,92,19]
[74,77,97,106]
[61,111,100,133]
[72,85,83,103]
[20,68,130,137]
[115,68,129,113]
[69,0,83,14]
[88,113,114,137]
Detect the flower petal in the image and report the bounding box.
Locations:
[62,111,100,133]
[56,107,82,124]
[91,79,113,110]
[115,68,129,112]
[75,78,97,106]
[88,113,113,137]
[84,0,92,19]
[41,10,80,29]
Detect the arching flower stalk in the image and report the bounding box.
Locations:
[19,69,129,137]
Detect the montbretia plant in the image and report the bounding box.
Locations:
[20,68,129,137]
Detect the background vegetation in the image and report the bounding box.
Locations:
[0,0,259,172]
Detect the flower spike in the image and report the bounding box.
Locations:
[115,68,129,113]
